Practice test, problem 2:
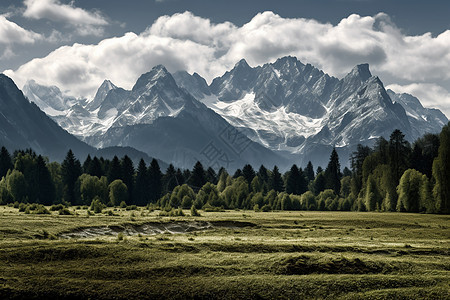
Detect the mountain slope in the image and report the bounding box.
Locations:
[174,57,447,167]
[0,74,94,161]
[85,67,286,170]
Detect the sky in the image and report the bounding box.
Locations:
[1,0,449,117]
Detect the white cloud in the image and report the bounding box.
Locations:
[23,0,108,36]
[4,11,450,117]
[0,15,42,45]
[0,15,42,59]
[387,83,450,118]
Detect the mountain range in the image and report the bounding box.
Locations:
[4,56,447,170]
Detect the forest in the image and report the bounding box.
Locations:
[0,123,449,214]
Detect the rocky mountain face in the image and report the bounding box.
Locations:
[21,57,448,169]
[174,57,447,167]
[0,74,94,161]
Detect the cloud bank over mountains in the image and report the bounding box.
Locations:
[4,11,450,116]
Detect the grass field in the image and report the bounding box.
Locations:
[0,206,448,299]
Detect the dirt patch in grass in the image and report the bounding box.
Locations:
[59,221,257,239]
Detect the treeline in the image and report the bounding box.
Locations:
[0,123,449,214]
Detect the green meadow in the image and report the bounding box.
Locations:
[0,206,448,299]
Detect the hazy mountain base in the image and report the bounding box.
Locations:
[0,207,448,299]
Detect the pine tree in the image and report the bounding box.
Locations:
[242,164,256,185]
[61,150,82,204]
[432,122,450,214]
[107,156,122,184]
[285,164,300,194]
[258,165,269,184]
[189,161,207,190]
[0,146,13,178]
[389,129,411,184]
[305,161,315,182]
[88,156,103,178]
[313,172,326,195]
[134,159,149,206]
[325,148,341,194]
[233,168,243,178]
[350,144,372,193]
[82,155,92,173]
[121,155,135,202]
[269,166,284,192]
[148,159,162,203]
[206,167,218,184]
[35,155,55,205]
[163,164,178,194]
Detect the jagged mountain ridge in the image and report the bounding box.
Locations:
[173,57,447,167]
[22,57,448,169]
[0,74,94,161]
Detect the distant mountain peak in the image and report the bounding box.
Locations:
[347,63,372,82]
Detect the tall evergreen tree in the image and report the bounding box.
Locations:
[82,155,92,173]
[163,164,178,194]
[285,164,301,194]
[411,133,440,178]
[61,150,82,204]
[269,166,284,192]
[87,156,103,178]
[257,165,269,183]
[121,155,135,202]
[350,144,372,194]
[305,161,315,182]
[107,156,122,184]
[389,129,411,184]
[134,159,149,205]
[188,161,207,190]
[148,159,162,203]
[242,164,256,185]
[0,146,13,179]
[432,122,450,214]
[206,167,218,184]
[35,155,55,205]
[325,148,341,194]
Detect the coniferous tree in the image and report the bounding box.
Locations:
[163,164,178,195]
[411,133,440,178]
[389,129,411,184]
[148,159,162,203]
[350,144,372,194]
[176,168,185,185]
[316,166,323,175]
[182,169,191,183]
[242,164,256,185]
[257,165,269,183]
[285,164,301,194]
[342,167,352,177]
[269,166,284,192]
[233,168,243,178]
[432,122,450,214]
[107,156,122,184]
[35,155,55,205]
[325,148,341,194]
[0,146,13,178]
[61,150,82,204]
[206,167,218,184]
[305,161,315,182]
[313,172,326,195]
[83,155,92,173]
[121,155,135,202]
[88,156,103,178]
[189,161,207,190]
[134,159,149,205]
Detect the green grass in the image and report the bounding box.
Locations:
[0,206,448,299]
